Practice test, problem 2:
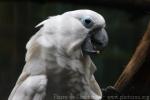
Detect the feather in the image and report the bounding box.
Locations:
[8,9,107,100]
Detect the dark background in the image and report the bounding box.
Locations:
[0,1,149,100]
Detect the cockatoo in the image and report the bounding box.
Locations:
[8,9,108,100]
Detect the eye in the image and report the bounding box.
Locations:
[81,16,94,28]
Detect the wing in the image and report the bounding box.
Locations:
[89,61,102,100]
[8,71,29,100]
[8,74,47,100]
[90,75,102,97]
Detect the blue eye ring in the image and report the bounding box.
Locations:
[81,16,94,28]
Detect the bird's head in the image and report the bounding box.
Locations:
[60,10,108,55]
[34,9,108,57]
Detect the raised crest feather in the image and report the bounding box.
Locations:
[35,17,51,28]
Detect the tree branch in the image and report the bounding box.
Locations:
[114,22,150,94]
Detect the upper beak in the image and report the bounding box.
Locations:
[81,28,108,55]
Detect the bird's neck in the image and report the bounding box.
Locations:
[25,46,94,78]
[45,49,90,73]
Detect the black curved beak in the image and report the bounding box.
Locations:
[81,28,108,55]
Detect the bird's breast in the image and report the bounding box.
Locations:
[45,67,87,100]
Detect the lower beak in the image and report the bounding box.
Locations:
[81,29,108,55]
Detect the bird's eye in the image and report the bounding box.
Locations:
[82,16,94,28]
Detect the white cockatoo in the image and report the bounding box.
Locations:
[8,9,108,100]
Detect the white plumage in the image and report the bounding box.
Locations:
[8,9,108,100]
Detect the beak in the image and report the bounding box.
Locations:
[81,29,108,55]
